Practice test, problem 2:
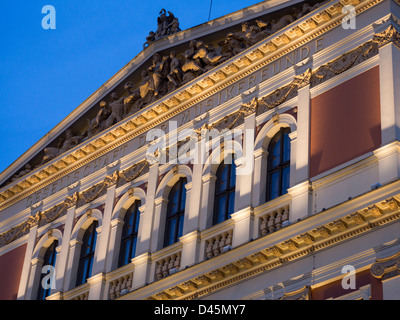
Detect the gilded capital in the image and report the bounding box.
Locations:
[373,25,400,48]
[240,97,258,116]
[293,68,312,89]
[104,170,119,187]
[65,192,79,208]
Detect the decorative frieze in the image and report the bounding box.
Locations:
[118,160,150,187]
[39,203,67,227]
[76,181,108,207]
[310,40,379,87]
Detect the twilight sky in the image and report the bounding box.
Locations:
[0,0,263,175]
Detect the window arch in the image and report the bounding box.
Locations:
[118,200,141,267]
[76,221,98,286]
[267,127,291,201]
[213,161,236,225]
[164,177,187,247]
[36,240,58,300]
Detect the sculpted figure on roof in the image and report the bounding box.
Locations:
[144,9,181,48]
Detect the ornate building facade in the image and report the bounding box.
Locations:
[1,0,400,300]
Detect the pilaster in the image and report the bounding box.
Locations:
[17,207,41,300]
[136,163,159,255]
[92,170,118,275]
[373,22,400,185]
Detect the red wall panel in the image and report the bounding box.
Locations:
[310,66,381,178]
[0,243,26,300]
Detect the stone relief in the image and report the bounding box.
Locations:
[42,129,82,164]
[310,40,379,87]
[6,2,327,184]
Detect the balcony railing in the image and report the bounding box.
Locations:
[259,206,289,237]
[205,229,234,259]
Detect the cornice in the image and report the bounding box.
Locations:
[137,193,400,300]
[0,0,383,211]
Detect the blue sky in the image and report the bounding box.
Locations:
[0,0,263,175]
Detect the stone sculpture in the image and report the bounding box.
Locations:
[144,9,181,48]
[42,129,82,164]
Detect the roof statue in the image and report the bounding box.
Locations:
[144,9,181,49]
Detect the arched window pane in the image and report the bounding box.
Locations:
[37,240,58,300]
[267,128,291,202]
[118,200,141,268]
[213,161,236,225]
[283,131,291,163]
[164,177,187,247]
[76,221,98,286]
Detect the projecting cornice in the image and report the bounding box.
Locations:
[0,0,384,211]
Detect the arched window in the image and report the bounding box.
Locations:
[213,161,236,225]
[267,127,291,201]
[164,177,187,247]
[76,221,98,286]
[118,200,141,267]
[37,240,58,300]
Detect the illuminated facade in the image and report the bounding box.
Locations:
[1,0,400,300]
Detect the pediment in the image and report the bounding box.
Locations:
[0,0,343,206]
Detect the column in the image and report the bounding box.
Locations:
[198,173,216,230]
[63,238,82,290]
[252,147,268,207]
[373,23,400,185]
[235,103,256,211]
[288,66,313,221]
[17,209,41,300]
[293,69,311,184]
[136,163,159,255]
[105,217,124,272]
[54,192,78,294]
[150,195,168,252]
[92,170,118,275]
[182,139,203,234]
[25,257,43,300]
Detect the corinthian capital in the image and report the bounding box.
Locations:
[373,25,400,48]
[293,68,312,89]
[65,192,79,208]
[240,97,258,116]
[104,170,119,187]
